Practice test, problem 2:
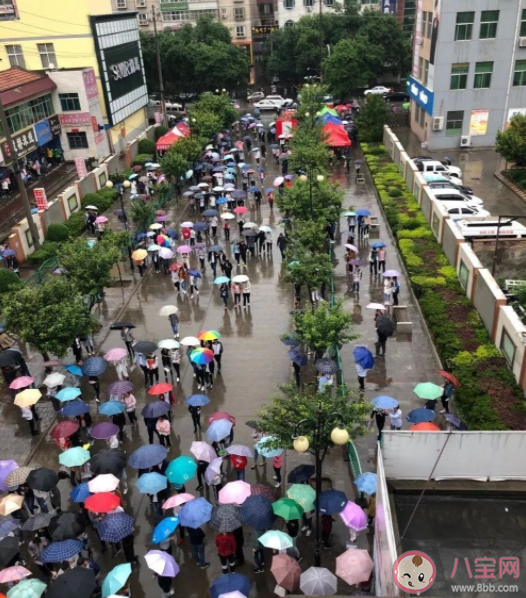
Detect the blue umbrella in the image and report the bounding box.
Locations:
[281,334,300,347]
[166,228,178,238]
[210,574,251,598]
[56,387,82,402]
[187,269,202,278]
[255,437,283,458]
[1,249,15,257]
[207,419,233,442]
[209,245,223,252]
[318,489,347,515]
[248,186,259,193]
[136,472,168,495]
[41,539,84,563]
[152,516,180,544]
[265,187,274,193]
[202,209,218,217]
[81,357,107,376]
[179,497,213,528]
[193,222,208,231]
[288,350,307,367]
[372,395,398,410]
[371,242,386,249]
[99,401,125,416]
[98,513,134,543]
[258,167,265,172]
[444,413,468,430]
[70,483,92,503]
[129,445,168,469]
[241,164,252,170]
[141,402,170,418]
[185,394,211,407]
[407,408,435,424]
[240,495,274,530]
[356,209,371,216]
[0,518,19,536]
[60,400,89,417]
[136,233,147,240]
[102,563,132,598]
[216,197,228,204]
[353,346,375,369]
[354,472,377,495]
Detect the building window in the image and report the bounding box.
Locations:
[0,0,18,21]
[37,43,57,68]
[500,329,516,367]
[137,12,148,25]
[513,60,526,87]
[324,0,334,6]
[479,10,498,39]
[284,0,294,9]
[521,9,526,37]
[162,9,217,22]
[59,93,81,112]
[116,0,127,7]
[284,19,294,26]
[221,8,227,19]
[235,25,246,38]
[418,105,425,128]
[450,63,469,90]
[234,7,245,20]
[6,93,53,134]
[304,0,313,6]
[418,56,423,82]
[459,260,469,289]
[446,110,464,136]
[426,11,432,39]
[455,11,474,41]
[67,194,78,212]
[6,45,25,68]
[98,172,107,188]
[423,59,429,87]
[25,230,34,249]
[135,0,146,6]
[66,132,89,150]
[474,62,493,89]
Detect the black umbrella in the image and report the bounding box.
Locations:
[242,230,257,237]
[49,512,87,541]
[110,321,135,330]
[315,358,339,375]
[246,420,259,429]
[287,464,315,484]
[45,566,96,598]
[0,351,18,367]
[376,315,395,337]
[90,449,127,476]
[133,340,158,354]
[27,468,59,492]
[0,536,19,568]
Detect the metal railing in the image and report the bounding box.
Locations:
[22,257,60,287]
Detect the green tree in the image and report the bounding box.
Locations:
[161,150,189,182]
[287,219,327,254]
[173,137,204,165]
[284,250,333,300]
[130,200,156,232]
[496,115,526,167]
[3,278,96,359]
[277,179,342,224]
[193,93,238,129]
[60,237,120,297]
[256,384,369,458]
[189,110,223,143]
[293,299,356,355]
[356,94,389,142]
[0,269,22,297]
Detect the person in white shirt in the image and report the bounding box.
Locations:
[190,228,196,246]
[265,230,272,255]
[210,216,218,238]
[390,405,402,430]
[356,363,368,393]
[20,405,38,436]
[242,280,251,309]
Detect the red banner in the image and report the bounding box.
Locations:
[33,188,48,211]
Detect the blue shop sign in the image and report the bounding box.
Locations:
[34,119,53,146]
[407,76,434,116]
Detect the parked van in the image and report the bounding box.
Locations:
[454,219,526,239]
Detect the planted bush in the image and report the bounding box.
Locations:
[27,241,60,265]
[46,223,69,243]
[64,212,86,237]
[133,153,154,166]
[0,269,22,295]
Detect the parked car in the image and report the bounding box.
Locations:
[254,99,282,110]
[384,91,410,102]
[412,158,463,181]
[444,204,490,218]
[247,91,265,102]
[364,86,391,96]
[427,180,474,195]
[265,95,294,108]
[428,188,483,206]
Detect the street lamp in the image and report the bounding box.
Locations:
[292,407,349,566]
[105,180,113,189]
[299,172,324,217]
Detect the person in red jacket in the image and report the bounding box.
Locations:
[231,454,247,481]
[215,531,236,574]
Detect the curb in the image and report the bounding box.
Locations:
[494,172,526,203]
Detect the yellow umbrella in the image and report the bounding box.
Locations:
[131,249,148,261]
[14,388,41,407]
[0,494,24,516]
[149,223,163,230]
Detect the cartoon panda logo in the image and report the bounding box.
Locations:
[393,551,436,594]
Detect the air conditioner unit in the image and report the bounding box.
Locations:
[432,116,444,131]
[460,135,471,148]
[519,37,526,48]
[306,6,312,11]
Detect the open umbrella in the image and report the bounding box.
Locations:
[280,334,300,347]
[9,376,33,390]
[372,395,398,410]
[207,419,233,442]
[255,436,282,458]
[6,579,46,598]
[288,350,308,367]
[90,449,126,476]
[27,468,58,492]
[339,501,367,531]
[0,566,31,583]
[353,346,375,369]
[99,401,125,416]
[189,440,217,463]
[64,364,83,376]
[272,498,304,520]
[186,394,211,408]
[69,483,92,504]
[145,550,180,577]
[271,553,302,592]
[209,504,243,532]
[41,539,83,563]
[287,464,315,484]
[85,493,120,514]
[180,336,200,347]
[354,472,377,495]
[21,513,53,532]
[60,400,89,417]
[240,495,274,530]
[88,474,120,494]
[162,493,195,510]
[129,444,167,469]
[366,303,386,311]
[376,315,395,337]
[135,472,168,494]
[444,413,468,430]
[159,305,179,317]
[49,512,86,541]
[336,549,374,586]
[131,249,147,261]
[225,445,253,459]
[178,497,213,528]
[148,382,173,395]
[59,447,90,467]
[250,483,276,501]
[5,467,32,488]
[103,348,128,362]
[300,567,338,596]
[407,408,436,424]
[50,421,79,440]
[102,563,132,598]
[55,387,81,402]
[383,270,400,277]
[141,402,170,418]
[81,357,107,376]
[0,518,19,537]
[411,422,440,431]
[437,370,460,387]
[0,536,19,567]
[0,495,23,516]
[152,516,179,544]
[134,340,158,354]
[0,461,19,491]
[158,339,180,350]
[318,489,347,515]
[314,358,338,375]
[110,321,135,330]
[98,513,134,543]
[198,330,221,341]
[259,530,293,550]
[218,481,251,505]
[91,422,119,440]
[286,484,316,511]
[165,456,197,484]
[14,389,41,407]
[210,574,250,598]
[414,382,442,400]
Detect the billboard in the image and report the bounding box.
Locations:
[90,14,148,127]
[407,76,434,116]
[34,119,53,147]
[469,110,489,136]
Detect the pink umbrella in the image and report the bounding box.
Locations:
[273,176,284,187]
[339,501,367,531]
[218,480,251,505]
[157,235,168,245]
[335,549,374,586]
[163,493,195,509]
[104,348,128,362]
[95,216,108,223]
[177,245,192,254]
[233,206,247,214]
[345,244,358,252]
[0,565,31,583]
[190,441,217,463]
[9,377,34,390]
[155,216,168,223]
[208,411,236,425]
[271,553,302,592]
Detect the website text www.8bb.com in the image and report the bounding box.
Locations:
[451,583,520,593]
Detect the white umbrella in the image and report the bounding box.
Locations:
[366,303,386,311]
[213,186,224,192]
[300,567,338,596]
[197,183,209,188]
[258,225,272,233]
[147,244,162,252]
[158,248,174,260]
[158,339,180,350]
[159,305,178,317]
[231,275,249,284]
[180,221,194,228]
[43,373,65,388]
[88,473,120,493]
[220,213,235,220]
[180,336,200,346]
[84,205,99,210]
[243,222,257,229]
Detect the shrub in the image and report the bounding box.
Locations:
[412,275,446,288]
[64,212,86,237]
[139,138,156,155]
[0,269,22,294]
[154,126,169,141]
[46,223,69,243]
[397,227,434,239]
[81,192,113,213]
[133,153,154,166]
[388,187,402,198]
[27,241,60,265]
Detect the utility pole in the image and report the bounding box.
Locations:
[319,0,323,82]
[151,5,168,128]
[0,98,41,250]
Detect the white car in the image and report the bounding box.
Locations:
[444,204,490,218]
[265,95,294,108]
[364,86,391,96]
[255,99,282,110]
[247,91,265,102]
[428,189,483,207]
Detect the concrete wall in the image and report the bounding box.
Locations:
[495,306,526,383]
[404,160,418,196]
[430,199,450,244]
[60,186,81,218]
[77,173,97,199]
[382,431,526,481]
[9,214,45,259]
[420,186,433,223]
[442,218,465,266]
[473,268,507,341]
[457,242,483,300]
[92,164,109,191]
[41,200,66,233]
[471,238,526,280]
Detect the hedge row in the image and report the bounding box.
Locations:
[362,143,526,431]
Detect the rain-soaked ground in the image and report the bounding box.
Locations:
[3,113,444,597]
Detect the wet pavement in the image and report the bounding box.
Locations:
[1,123,444,597]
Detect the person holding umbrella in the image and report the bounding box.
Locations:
[219,282,229,309]
[242,280,251,309]
[370,407,386,442]
[123,391,137,425]
[120,327,135,359]
[146,353,160,388]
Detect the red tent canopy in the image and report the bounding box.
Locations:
[322,122,352,148]
[156,122,190,152]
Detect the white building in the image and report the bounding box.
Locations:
[276,0,378,28]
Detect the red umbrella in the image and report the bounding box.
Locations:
[334,104,347,112]
[208,411,236,426]
[437,370,460,388]
[132,165,142,172]
[50,422,79,439]
[411,423,440,431]
[169,263,183,272]
[271,553,302,592]
[148,383,174,396]
[251,483,276,500]
[85,492,120,513]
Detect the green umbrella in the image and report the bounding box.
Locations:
[259,530,294,550]
[8,579,47,598]
[58,447,90,468]
[413,382,443,400]
[272,498,304,521]
[286,484,316,511]
[102,563,132,598]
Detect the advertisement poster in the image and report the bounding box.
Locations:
[33,188,48,211]
[75,157,88,179]
[83,68,99,103]
[427,0,441,91]
[469,110,489,136]
[412,0,424,78]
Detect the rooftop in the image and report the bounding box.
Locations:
[0,67,56,107]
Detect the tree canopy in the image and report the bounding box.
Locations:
[356,93,389,142]
[496,115,526,167]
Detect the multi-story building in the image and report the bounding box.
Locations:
[0,0,149,162]
[408,0,526,150]
[395,0,416,34]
